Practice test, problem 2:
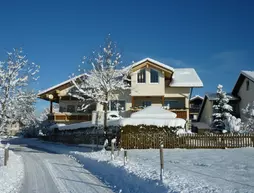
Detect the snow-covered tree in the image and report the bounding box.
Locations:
[0,48,39,134]
[212,84,233,124]
[212,84,244,133]
[69,35,130,134]
[242,101,254,132]
[37,104,59,122]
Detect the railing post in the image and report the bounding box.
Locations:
[160,144,164,182]
[4,143,10,166]
[124,150,127,166]
[111,140,114,161]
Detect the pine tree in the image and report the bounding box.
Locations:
[212,84,233,126]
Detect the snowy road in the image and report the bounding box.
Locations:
[14,145,113,193]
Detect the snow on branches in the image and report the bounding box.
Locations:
[0,48,39,134]
[69,35,130,130]
[212,84,242,133]
[212,84,233,122]
[242,101,254,132]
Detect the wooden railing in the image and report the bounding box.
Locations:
[171,110,187,119]
[120,133,254,149]
[48,113,92,122]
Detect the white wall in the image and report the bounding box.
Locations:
[238,78,254,119]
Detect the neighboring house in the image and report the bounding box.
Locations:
[189,95,203,121]
[197,93,240,125]
[38,58,203,124]
[197,70,253,126]
[232,71,254,120]
[6,122,23,135]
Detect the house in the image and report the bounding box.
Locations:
[232,71,254,120]
[197,93,240,126]
[38,58,203,124]
[189,95,203,121]
[197,70,253,126]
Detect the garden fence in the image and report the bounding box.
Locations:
[120,133,254,149]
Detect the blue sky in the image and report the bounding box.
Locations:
[0,0,253,114]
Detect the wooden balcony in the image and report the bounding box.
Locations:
[48,113,92,123]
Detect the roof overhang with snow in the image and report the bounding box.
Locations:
[131,58,174,77]
[37,74,86,102]
[190,95,204,102]
[232,71,254,95]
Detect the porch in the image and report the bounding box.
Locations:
[48,113,92,123]
[130,96,188,119]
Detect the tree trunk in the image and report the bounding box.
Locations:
[103,93,108,138]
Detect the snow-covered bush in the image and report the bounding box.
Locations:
[224,115,242,133]
[241,101,254,132]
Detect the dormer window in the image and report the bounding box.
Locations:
[137,69,146,83]
[150,69,159,83]
[246,80,249,91]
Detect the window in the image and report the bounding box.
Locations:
[67,105,75,113]
[150,69,159,83]
[142,101,152,107]
[246,80,250,91]
[137,69,146,83]
[164,100,184,109]
[110,100,126,111]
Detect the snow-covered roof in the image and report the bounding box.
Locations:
[232,70,254,95]
[131,58,175,72]
[131,106,177,119]
[242,71,254,82]
[170,68,203,87]
[190,95,204,101]
[38,73,87,96]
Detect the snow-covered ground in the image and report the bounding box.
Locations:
[5,138,254,193]
[0,147,24,193]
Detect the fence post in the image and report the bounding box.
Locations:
[4,143,10,166]
[111,140,114,161]
[124,150,127,166]
[160,144,164,182]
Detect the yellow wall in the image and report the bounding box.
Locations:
[131,67,165,96]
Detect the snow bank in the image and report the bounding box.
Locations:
[120,118,186,128]
[131,106,177,119]
[58,121,93,130]
[12,138,254,193]
[0,148,24,193]
[49,123,66,130]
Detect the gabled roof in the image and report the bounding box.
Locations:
[130,58,203,88]
[197,93,240,121]
[131,58,175,72]
[37,73,87,96]
[232,71,254,95]
[190,95,204,101]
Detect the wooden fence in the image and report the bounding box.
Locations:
[120,133,254,149]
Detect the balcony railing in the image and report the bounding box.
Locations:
[48,113,92,123]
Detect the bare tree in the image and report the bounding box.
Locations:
[69,35,130,135]
[0,48,39,134]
